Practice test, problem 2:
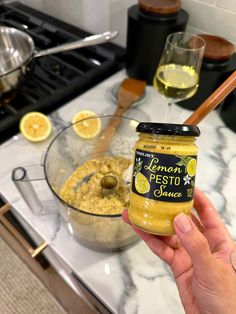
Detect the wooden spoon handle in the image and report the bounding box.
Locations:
[184,71,236,125]
[94,77,145,153]
[95,115,122,153]
[94,100,129,153]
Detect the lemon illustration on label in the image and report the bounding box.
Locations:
[135,172,150,194]
[187,158,197,177]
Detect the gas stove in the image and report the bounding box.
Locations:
[0,1,125,143]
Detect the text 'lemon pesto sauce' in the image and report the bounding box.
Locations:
[128,122,200,236]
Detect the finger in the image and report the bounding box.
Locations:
[122,209,130,224]
[122,210,175,264]
[174,213,214,273]
[123,209,178,250]
[161,235,180,249]
[194,188,233,244]
[194,187,225,229]
[132,225,175,265]
[191,212,205,233]
[124,210,201,249]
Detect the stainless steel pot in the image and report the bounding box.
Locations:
[0,27,118,96]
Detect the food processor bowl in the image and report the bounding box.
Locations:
[44,115,140,251]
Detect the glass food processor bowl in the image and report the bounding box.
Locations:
[44,115,140,251]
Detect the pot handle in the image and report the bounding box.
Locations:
[12,165,56,215]
[33,30,118,58]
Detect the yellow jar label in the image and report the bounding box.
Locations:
[132,149,197,202]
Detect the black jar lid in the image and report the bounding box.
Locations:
[136,122,201,136]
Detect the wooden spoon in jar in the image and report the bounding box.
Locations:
[95,78,146,153]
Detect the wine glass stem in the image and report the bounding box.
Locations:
[164,102,172,122]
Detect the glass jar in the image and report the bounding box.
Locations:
[129,122,200,235]
[126,2,188,84]
[178,34,236,111]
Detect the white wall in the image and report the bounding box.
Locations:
[20,0,236,47]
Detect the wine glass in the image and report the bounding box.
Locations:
[153,32,205,121]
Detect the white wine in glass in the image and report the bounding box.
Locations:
[153,32,205,120]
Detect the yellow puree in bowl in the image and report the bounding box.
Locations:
[129,133,198,235]
[59,156,131,215]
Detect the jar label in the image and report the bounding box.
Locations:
[132,149,197,202]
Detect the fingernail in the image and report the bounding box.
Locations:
[174,214,193,234]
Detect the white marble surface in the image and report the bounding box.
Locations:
[1,70,236,313]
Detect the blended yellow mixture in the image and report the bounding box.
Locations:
[60,156,131,215]
[129,133,198,236]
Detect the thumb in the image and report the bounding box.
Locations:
[174,213,213,273]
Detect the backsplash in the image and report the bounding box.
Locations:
[20,0,236,47]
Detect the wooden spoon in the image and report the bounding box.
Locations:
[95,78,146,153]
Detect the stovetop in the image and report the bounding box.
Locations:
[0,1,125,143]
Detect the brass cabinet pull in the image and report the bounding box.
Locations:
[0,203,48,258]
[31,242,48,258]
[0,203,11,215]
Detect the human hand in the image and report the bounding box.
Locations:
[123,188,236,314]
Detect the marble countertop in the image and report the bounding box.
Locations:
[1,70,236,314]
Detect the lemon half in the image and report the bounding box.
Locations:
[72,110,101,139]
[20,112,52,142]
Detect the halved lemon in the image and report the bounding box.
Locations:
[72,110,101,139]
[20,112,52,142]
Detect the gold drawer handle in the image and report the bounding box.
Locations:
[31,242,48,258]
[0,203,11,215]
[0,203,48,258]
